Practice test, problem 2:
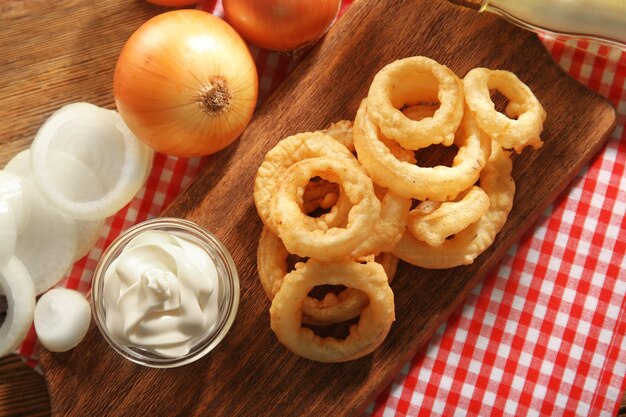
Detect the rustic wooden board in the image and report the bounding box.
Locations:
[0,0,615,415]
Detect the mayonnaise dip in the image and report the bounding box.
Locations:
[102,230,219,358]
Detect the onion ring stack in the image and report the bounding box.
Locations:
[253,56,546,362]
[254,130,403,362]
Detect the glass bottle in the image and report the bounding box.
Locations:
[449,0,626,49]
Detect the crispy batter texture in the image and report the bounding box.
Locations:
[254,131,360,234]
[270,259,395,363]
[350,186,410,257]
[257,226,399,326]
[320,120,354,152]
[408,186,490,246]
[367,56,464,150]
[393,142,515,268]
[463,68,546,153]
[301,179,341,214]
[402,104,440,121]
[254,56,545,362]
[271,156,381,261]
[354,99,492,201]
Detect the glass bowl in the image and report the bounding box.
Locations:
[91,217,239,368]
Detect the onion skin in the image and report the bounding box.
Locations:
[114,10,258,157]
[223,0,341,52]
[145,0,200,6]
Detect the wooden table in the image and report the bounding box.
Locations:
[2,355,626,416]
[0,355,50,416]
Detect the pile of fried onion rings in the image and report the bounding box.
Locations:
[253,56,545,362]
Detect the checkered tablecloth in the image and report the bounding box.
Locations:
[17,1,626,416]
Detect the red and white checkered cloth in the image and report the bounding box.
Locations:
[16,2,626,416]
[366,37,626,417]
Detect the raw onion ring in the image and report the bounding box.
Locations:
[29,102,154,221]
[5,150,105,262]
[407,186,490,246]
[0,171,31,234]
[0,198,16,270]
[0,256,36,358]
[353,99,491,201]
[463,68,546,153]
[254,131,359,234]
[269,259,395,362]
[366,56,464,150]
[12,179,78,295]
[271,156,380,261]
[394,142,515,268]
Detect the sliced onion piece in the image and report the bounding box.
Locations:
[13,180,78,295]
[0,170,31,234]
[0,256,36,358]
[3,150,31,177]
[0,198,17,270]
[5,150,104,262]
[34,288,91,352]
[29,102,154,221]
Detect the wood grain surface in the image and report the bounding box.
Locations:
[1,0,616,416]
[0,355,50,417]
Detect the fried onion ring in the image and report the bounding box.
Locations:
[320,120,354,152]
[367,56,464,150]
[270,259,395,362]
[271,156,380,261]
[408,186,490,246]
[354,99,491,201]
[299,253,398,326]
[257,227,398,326]
[254,132,359,234]
[463,68,546,153]
[376,252,399,281]
[350,186,410,257]
[257,226,290,300]
[393,142,515,268]
[256,226,369,326]
[402,104,440,121]
[301,179,341,214]
[301,184,410,259]
[257,227,368,325]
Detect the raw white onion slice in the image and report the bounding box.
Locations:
[0,256,36,358]
[29,102,154,221]
[39,150,106,260]
[0,170,31,234]
[34,288,91,352]
[3,150,31,176]
[13,179,78,295]
[0,198,16,270]
[5,150,104,262]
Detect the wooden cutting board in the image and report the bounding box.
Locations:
[1,0,615,415]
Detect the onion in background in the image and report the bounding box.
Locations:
[223,0,341,53]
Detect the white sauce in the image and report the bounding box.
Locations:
[102,230,219,358]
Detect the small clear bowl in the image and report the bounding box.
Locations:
[92,218,239,368]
